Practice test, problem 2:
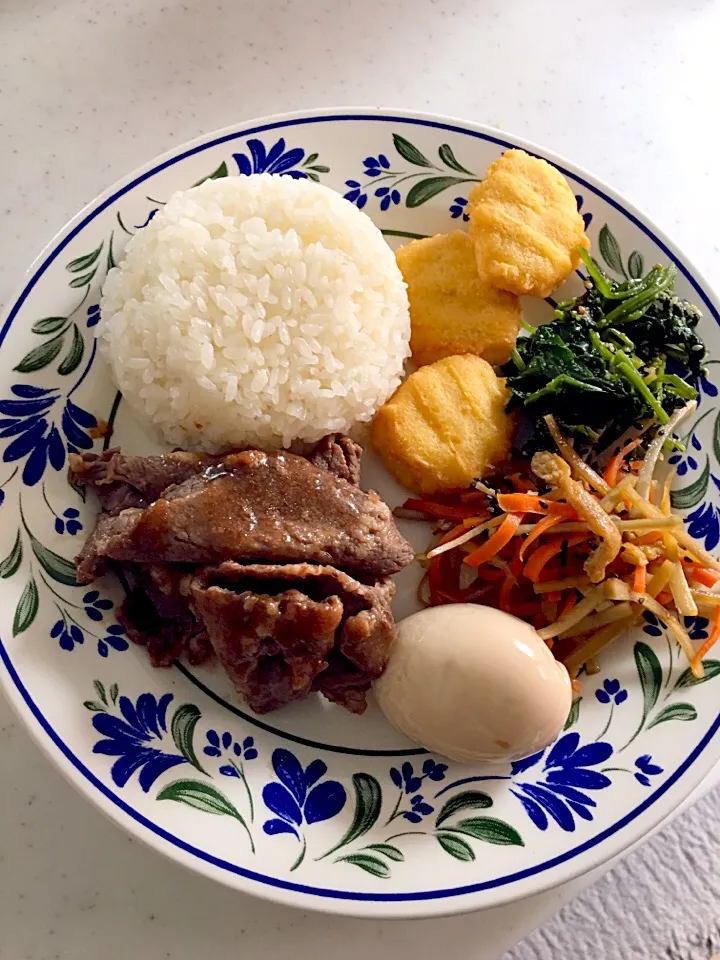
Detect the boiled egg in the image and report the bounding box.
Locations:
[375,604,572,763]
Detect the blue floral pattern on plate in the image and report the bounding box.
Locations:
[91,692,186,792]
[510,733,612,832]
[575,194,593,230]
[0,387,96,486]
[449,196,470,221]
[595,679,628,705]
[387,759,448,823]
[233,137,330,183]
[686,502,720,551]
[634,755,664,787]
[262,749,346,869]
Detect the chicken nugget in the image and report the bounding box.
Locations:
[469,149,588,298]
[396,231,521,367]
[371,354,513,494]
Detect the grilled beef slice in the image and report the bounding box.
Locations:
[70,434,360,515]
[75,449,412,581]
[118,564,213,668]
[190,563,395,713]
[308,433,362,486]
[69,449,216,514]
[72,438,409,714]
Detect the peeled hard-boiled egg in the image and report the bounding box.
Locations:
[375,604,572,763]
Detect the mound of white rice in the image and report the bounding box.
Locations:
[98,173,410,450]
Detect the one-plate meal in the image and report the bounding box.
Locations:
[2,111,719,917]
[72,153,718,761]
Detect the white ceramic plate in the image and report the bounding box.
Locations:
[2,108,720,919]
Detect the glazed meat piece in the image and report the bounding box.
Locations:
[313,578,396,712]
[190,563,396,713]
[72,439,408,714]
[118,564,212,668]
[308,433,362,486]
[69,449,216,514]
[75,509,142,583]
[76,449,413,581]
[70,435,361,515]
[314,654,376,714]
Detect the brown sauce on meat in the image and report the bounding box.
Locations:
[71,435,411,714]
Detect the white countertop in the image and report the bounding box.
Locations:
[2,1,720,957]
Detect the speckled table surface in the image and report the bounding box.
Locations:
[1,1,720,957]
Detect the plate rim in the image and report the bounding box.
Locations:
[1,106,720,919]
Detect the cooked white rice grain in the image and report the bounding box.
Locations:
[98,173,410,450]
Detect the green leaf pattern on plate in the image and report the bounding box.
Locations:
[635,642,663,725]
[13,578,38,636]
[14,336,65,374]
[320,773,382,859]
[671,456,709,510]
[344,133,481,211]
[0,531,23,579]
[437,833,475,861]
[598,224,627,278]
[58,324,85,376]
[674,660,720,689]
[171,704,207,774]
[564,698,582,730]
[335,853,391,877]
[435,790,492,827]
[647,703,698,728]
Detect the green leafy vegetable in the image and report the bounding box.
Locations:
[503,251,706,457]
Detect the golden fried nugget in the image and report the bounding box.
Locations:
[468,149,588,298]
[395,232,522,368]
[371,354,513,494]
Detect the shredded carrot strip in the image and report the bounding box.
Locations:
[437,522,466,544]
[525,535,588,583]
[464,514,523,568]
[603,439,642,488]
[559,593,578,618]
[509,539,524,579]
[514,601,541,618]
[427,544,468,605]
[519,513,565,560]
[638,531,664,545]
[413,437,712,675]
[525,541,565,583]
[462,516,485,528]
[509,473,536,493]
[496,493,576,516]
[632,565,647,594]
[403,498,485,521]
[427,556,442,600]
[692,606,720,674]
[431,589,463,604]
[458,490,489,505]
[438,517,488,546]
[692,567,720,589]
[499,574,514,612]
[541,597,559,624]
